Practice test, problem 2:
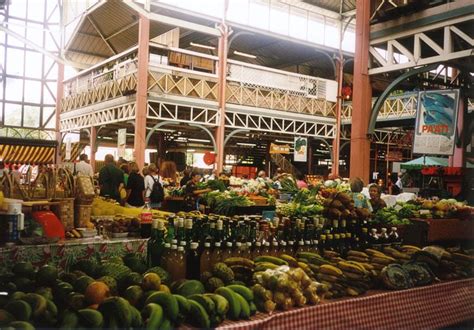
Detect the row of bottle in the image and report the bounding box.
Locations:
[150,214,402,254]
[147,218,402,281]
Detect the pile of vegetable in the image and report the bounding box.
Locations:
[203,191,254,215]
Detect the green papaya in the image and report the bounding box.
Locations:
[59,310,79,329]
[77,308,104,328]
[5,300,32,321]
[98,297,132,328]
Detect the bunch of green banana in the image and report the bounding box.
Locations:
[254,256,289,272]
[223,257,255,284]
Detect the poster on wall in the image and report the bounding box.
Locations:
[269,143,290,154]
[294,137,307,162]
[117,128,127,158]
[413,89,459,155]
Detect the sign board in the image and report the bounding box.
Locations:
[414,89,459,155]
[294,137,307,162]
[65,139,72,160]
[387,150,403,161]
[269,143,290,154]
[117,128,127,158]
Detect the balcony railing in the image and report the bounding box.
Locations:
[62,45,337,117]
[341,92,418,121]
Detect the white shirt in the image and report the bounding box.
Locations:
[144,174,163,198]
[395,178,403,190]
[75,161,94,177]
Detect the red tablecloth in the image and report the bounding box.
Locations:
[217,279,474,329]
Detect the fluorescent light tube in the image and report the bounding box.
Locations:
[237,142,256,147]
[190,42,216,50]
[234,50,256,59]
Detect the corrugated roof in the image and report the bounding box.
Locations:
[301,0,356,14]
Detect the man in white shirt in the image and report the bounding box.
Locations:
[144,163,164,208]
[395,173,403,192]
[75,154,94,177]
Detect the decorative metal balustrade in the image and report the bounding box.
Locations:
[341,92,418,121]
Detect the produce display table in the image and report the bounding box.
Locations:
[411,218,474,243]
[0,237,147,274]
[217,279,474,330]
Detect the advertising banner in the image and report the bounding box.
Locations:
[414,89,459,155]
[269,143,290,154]
[294,137,307,162]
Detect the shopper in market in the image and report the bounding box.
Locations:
[180,168,192,187]
[144,163,164,209]
[75,154,93,177]
[183,171,202,211]
[368,183,386,213]
[296,173,308,189]
[98,154,125,203]
[126,162,145,207]
[350,177,373,212]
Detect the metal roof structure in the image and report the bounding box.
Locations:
[63,0,354,80]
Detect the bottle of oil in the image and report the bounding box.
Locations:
[210,241,222,265]
[200,242,212,273]
[186,242,200,280]
[174,246,186,280]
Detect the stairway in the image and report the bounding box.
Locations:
[270,153,298,176]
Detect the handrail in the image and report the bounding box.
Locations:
[227,58,335,84]
[63,45,139,83]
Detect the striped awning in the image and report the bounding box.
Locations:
[60,143,87,162]
[0,138,57,164]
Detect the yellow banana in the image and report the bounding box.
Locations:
[337,261,366,274]
[347,256,370,263]
[343,271,366,281]
[317,273,341,283]
[279,254,299,267]
[365,249,388,258]
[371,256,396,265]
[319,264,343,277]
[346,287,361,296]
[347,250,369,259]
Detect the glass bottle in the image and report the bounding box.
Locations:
[147,219,166,267]
[200,242,212,273]
[318,234,326,255]
[175,246,186,280]
[388,227,401,248]
[370,228,381,250]
[223,242,234,261]
[287,240,295,256]
[167,244,179,281]
[210,241,223,265]
[186,242,200,280]
[262,241,271,255]
[252,241,262,259]
[271,240,279,256]
[326,234,335,252]
[161,242,171,271]
[166,215,176,243]
[380,228,390,250]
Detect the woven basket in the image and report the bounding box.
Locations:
[51,198,75,231]
[74,204,92,228]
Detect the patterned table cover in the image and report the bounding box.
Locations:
[0,238,147,274]
[217,278,474,330]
